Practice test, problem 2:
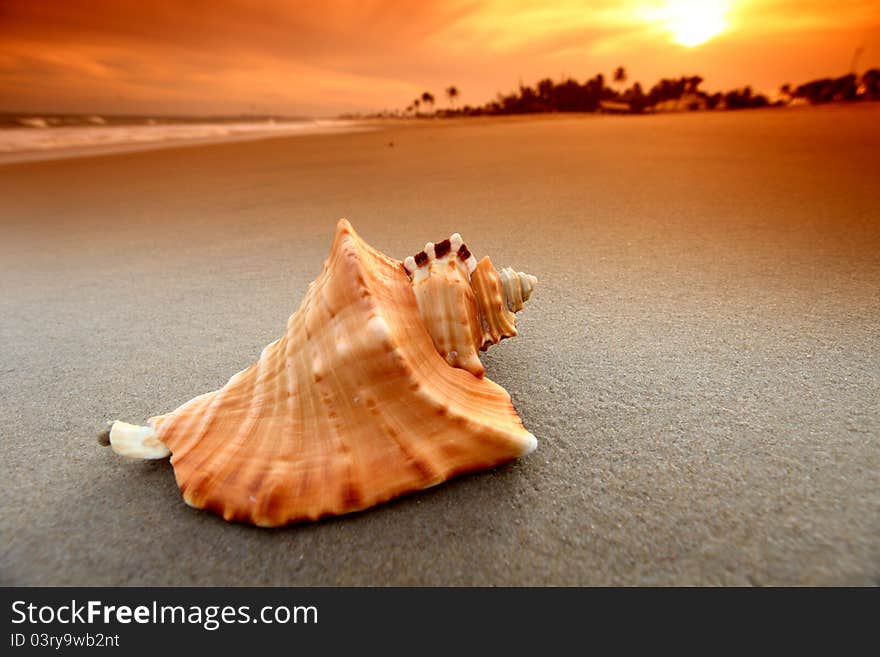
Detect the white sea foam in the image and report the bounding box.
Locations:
[17,117,49,128]
[0,119,371,164]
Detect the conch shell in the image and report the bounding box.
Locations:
[106,220,537,526]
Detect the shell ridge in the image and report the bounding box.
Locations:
[317,220,387,517]
[312,276,362,519]
[371,403,446,494]
[212,336,287,521]
[410,372,530,448]
[165,386,226,472]
[327,230,451,510]
[267,223,376,522]
[288,311,322,521]
[183,336,275,514]
[247,332,299,525]
[262,326,306,522]
[298,262,345,521]
[243,298,313,524]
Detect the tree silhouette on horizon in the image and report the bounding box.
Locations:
[398,67,878,117]
[446,86,459,107]
[613,66,627,87]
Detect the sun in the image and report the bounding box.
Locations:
[657,1,729,47]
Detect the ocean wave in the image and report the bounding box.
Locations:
[17,117,49,128]
[0,119,368,160]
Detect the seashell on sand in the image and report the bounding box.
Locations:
[105,219,538,526]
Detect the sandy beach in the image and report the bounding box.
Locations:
[1,104,878,585]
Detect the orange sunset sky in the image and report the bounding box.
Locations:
[1,0,879,116]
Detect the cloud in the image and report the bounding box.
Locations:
[0,0,878,114]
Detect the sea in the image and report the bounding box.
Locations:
[0,113,369,163]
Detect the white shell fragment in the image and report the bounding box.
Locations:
[109,420,171,459]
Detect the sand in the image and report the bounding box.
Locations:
[1,104,878,586]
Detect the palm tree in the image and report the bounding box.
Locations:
[420,91,435,113]
[446,86,459,108]
[613,66,627,97]
[413,99,421,115]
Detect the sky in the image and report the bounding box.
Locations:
[1,0,878,116]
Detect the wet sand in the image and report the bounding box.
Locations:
[1,104,878,585]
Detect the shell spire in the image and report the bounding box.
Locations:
[403,232,538,376]
[500,267,537,312]
[104,219,537,527]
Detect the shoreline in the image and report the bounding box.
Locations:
[3,102,873,167]
[0,119,376,166]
